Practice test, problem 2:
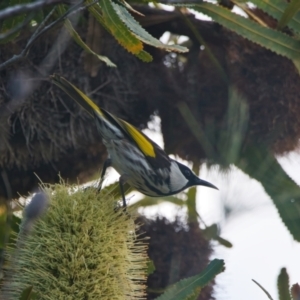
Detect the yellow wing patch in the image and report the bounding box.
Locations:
[122,121,156,158]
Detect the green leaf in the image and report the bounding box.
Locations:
[250,0,300,33]
[215,236,233,248]
[202,224,233,248]
[56,4,116,67]
[0,206,21,250]
[154,259,225,300]
[136,49,153,62]
[97,0,144,55]
[236,143,300,241]
[278,268,292,300]
[111,2,188,53]
[277,0,300,31]
[0,204,7,249]
[83,181,132,204]
[252,279,274,300]
[64,19,116,67]
[187,3,300,71]
[131,196,186,209]
[117,0,145,16]
[0,0,29,43]
[186,167,198,223]
[19,286,37,300]
[147,259,156,275]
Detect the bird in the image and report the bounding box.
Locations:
[51,75,218,206]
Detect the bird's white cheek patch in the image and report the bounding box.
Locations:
[169,163,189,191]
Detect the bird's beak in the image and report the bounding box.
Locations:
[196,178,219,190]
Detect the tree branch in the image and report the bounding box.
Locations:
[0,0,66,21]
[0,13,34,41]
[0,0,86,71]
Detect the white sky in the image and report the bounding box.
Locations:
[201,156,300,300]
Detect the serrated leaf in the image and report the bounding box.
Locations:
[249,0,300,33]
[277,0,300,31]
[154,259,225,300]
[117,0,145,17]
[64,19,116,67]
[111,2,188,53]
[98,0,143,54]
[278,268,292,300]
[252,279,274,300]
[136,49,153,62]
[187,3,300,72]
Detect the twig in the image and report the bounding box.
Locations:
[0,0,85,71]
[0,0,65,21]
[0,12,34,41]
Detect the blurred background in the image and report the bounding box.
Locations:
[1,0,300,299]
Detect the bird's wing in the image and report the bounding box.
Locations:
[51,75,171,171]
[117,118,171,170]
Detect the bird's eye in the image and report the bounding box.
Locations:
[184,169,191,177]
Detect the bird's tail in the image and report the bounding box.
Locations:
[51,74,156,156]
[51,74,127,141]
[51,74,104,118]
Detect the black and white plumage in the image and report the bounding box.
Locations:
[51,75,218,205]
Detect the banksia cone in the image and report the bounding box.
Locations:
[2,184,147,299]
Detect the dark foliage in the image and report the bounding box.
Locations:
[137,217,214,300]
[1,7,300,200]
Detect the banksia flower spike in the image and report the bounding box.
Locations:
[2,184,147,299]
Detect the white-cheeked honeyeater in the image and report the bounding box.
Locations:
[51,75,218,206]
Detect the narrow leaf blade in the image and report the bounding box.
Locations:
[250,0,300,33]
[112,2,188,53]
[187,3,300,67]
[132,196,186,208]
[155,259,225,300]
[99,0,143,55]
[277,0,300,30]
[64,19,116,67]
[19,286,34,300]
[277,268,292,300]
[236,144,300,241]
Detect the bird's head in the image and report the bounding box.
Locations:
[174,161,218,191]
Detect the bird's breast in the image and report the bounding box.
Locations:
[103,139,173,196]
